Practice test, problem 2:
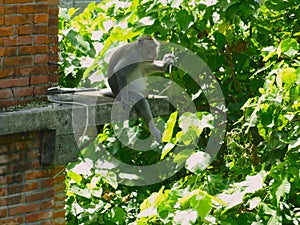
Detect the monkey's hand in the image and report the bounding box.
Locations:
[163,54,175,65]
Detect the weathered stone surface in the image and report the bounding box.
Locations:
[0,92,171,165]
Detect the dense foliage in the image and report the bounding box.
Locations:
[59,0,300,224]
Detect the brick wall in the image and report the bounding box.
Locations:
[0,131,66,224]
[0,0,65,224]
[0,0,59,109]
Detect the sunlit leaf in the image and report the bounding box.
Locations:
[161,142,175,160]
[278,38,299,58]
[162,111,178,142]
[186,151,211,175]
[67,171,82,185]
[277,67,297,87]
[174,209,197,225]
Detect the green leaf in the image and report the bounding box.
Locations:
[68,7,79,18]
[276,67,297,87]
[162,111,178,142]
[70,186,91,199]
[105,206,126,224]
[170,0,183,8]
[174,148,194,165]
[176,9,193,31]
[174,209,197,225]
[275,177,291,204]
[278,38,299,58]
[213,32,226,50]
[161,142,175,160]
[190,194,212,219]
[67,171,82,185]
[186,151,211,175]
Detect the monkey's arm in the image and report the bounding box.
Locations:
[143,54,175,75]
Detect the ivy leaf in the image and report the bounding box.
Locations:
[276,67,297,87]
[176,9,193,31]
[104,206,126,224]
[275,177,291,205]
[278,38,299,58]
[186,151,211,175]
[67,171,82,185]
[213,31,226,50]
[162,111,178,142]
[174,209,198,225]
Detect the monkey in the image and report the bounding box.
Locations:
[107,35,175,143]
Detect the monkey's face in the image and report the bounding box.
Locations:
[138,39,159,61]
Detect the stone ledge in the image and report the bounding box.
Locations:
[0,91,170,165]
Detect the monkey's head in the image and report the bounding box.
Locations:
[137,35,160,61]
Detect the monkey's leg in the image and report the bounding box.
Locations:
[130,91,162,143]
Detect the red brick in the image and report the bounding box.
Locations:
[34,54,48,64]
[48,26,58,35]
[0,89,13,99]
[0,197,7,207]
[0,78,29,88]
[41,220,55,225]
[26,189,54,202]
[53,209,65,218]
[0,166,6,176]
[0,155,10,164]
[48,6,58,15]
[7,194,24,205]
[41,199,54,210]
[4,5,17,14]
[0,187,7,197]
[31,75,48,85]
[25,170,49,180]
[0,27,14,36]
[8,181,38,194]
[41,178,54,189]
[34,35,48,44]
[7,152,24,162]
[4,0,34,3]
[34,86,47,95]
[48,17,58,26]
[13,87,33,97]
[18,25,48,35]
[17,4,48,14]
[35,14,49,23]
[9,203,39,216]
[0,68,15,78]
[0,216,25,225]
[19,45,48,55]
[0,207,7,218]
[0,145,8,154]
[0,99,19,108]
[26,149,40,160]
[48,74,58,84]
[0,17,4,25]
[3,36,32,46]
[7,174,23,184]
[3,56,32,67]
[0,6,4,14]
[0,47,17,56]
[4,15,34,25]
[26,210,53,223]
[0,216,24,224]
[48,0,59,4]
[54,173,65,183]
[16,66,48,76]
